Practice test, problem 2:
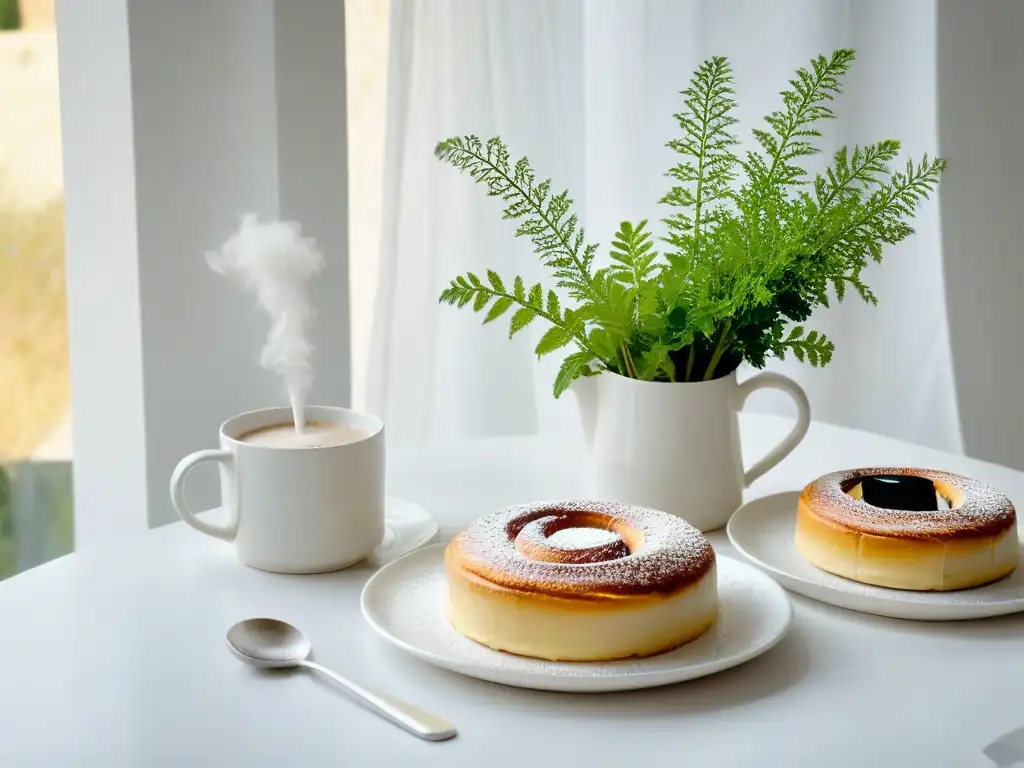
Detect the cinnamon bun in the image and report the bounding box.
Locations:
[444,500,718,661]
[796,467,1018,591]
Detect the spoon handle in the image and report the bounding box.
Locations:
[298,660,457,741]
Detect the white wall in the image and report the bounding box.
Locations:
[937,0,1024,470]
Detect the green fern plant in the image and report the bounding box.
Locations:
[437,50,946,397]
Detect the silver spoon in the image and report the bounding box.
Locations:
[226,618,457,742]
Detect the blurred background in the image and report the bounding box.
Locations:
[0,0,71,580]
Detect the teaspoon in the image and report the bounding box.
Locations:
[226,618,457,742]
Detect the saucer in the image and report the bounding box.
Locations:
[727,491,1024,621]
[360,544,793,692]
[366,497,440,566]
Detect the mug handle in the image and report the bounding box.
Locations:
[169,449,239,541]
[736,371,811,487]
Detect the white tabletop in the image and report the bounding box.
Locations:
[1,414,1021,768]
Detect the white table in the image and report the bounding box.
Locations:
[1,414,1021,768]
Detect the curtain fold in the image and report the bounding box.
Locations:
[369,0,963,455]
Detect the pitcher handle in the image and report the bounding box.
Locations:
[736,372,811,487]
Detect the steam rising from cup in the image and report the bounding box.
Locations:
[206,214,325,433]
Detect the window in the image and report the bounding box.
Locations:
[345,0,388,411]
[0,0,72,579]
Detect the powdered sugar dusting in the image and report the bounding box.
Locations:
[547,527,619,549]
[453,500,715,596]
[805,467,1016,540]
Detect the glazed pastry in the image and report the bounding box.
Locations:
[796,467,1018,591]
[444,500,718,662]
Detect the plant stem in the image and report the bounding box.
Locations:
[691,74,716,260]
[620,342,638,379]
[703,320,732,381]
[684,345,696,382]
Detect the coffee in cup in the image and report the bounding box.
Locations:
[238,421,369,449]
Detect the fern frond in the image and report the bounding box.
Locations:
[835,270,877,305]
[553,351,598,399]
[535,325,574,357]
[774,325,834,366]
[609,219,659,288]
[815,140,902,215]
[605,219,665,350]
[434,136,602,302]
[439,274,598,356]
[661,56,739,259]
[746,49,855,190]
[813,153,946,299]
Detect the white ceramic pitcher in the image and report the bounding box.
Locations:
[574,370,810,531]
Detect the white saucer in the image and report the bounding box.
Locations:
[366,497,439,566]
[359,544,793,692]
[727,491,1024,621]
[194,496,437,567]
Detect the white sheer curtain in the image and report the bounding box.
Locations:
[367,0,962,454]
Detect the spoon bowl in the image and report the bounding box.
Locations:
[226,618,312,668]
[225,618,457,741]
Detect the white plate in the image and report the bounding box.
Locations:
[359,544,793,692]
[727,491,1024,621]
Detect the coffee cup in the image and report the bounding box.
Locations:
[169,405,385,573]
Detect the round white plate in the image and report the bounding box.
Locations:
[727,491,1024,621]
[360,544,793,692]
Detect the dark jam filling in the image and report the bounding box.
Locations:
[858,474,943,512]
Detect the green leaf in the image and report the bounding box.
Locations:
[483,297,514,324]
[509,307,536,337]
[439,280,474,309]
[513,275,526,301]
[528,283,543,308]
[608,219,659,301]
[635,342,673,381]
[487,270,505,292]
[472,291,489,312]
[546,290,561,320]
[587,328,622,364]
[535,325,573,357]
[553,351,597,398]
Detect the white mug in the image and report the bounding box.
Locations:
[169,405,385,573]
